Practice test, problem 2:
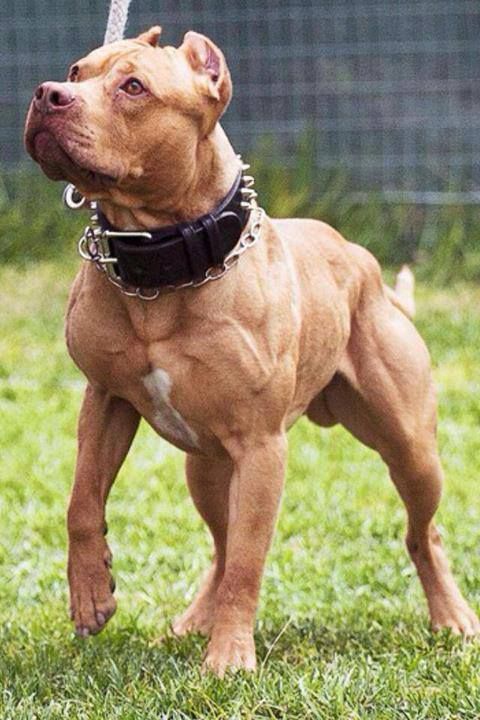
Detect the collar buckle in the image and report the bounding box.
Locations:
[99,229,153,283]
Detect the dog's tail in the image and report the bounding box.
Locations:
[385,265,415,320]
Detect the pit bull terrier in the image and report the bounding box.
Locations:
[24,26,479,676]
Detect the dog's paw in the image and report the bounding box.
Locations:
[68,542,117,637]
[431,597,480,637]
[172,600,215,638]
[202,631,256,678]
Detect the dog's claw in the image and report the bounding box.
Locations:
[70,595,117,636]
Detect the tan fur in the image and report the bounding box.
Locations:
[25,29,478,677]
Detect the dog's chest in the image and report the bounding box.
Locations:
[67,276,207,450]
[71,327,200,450]
[142,367,199,450]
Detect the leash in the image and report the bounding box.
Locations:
[62,0,131,208]
[104,0,132,44]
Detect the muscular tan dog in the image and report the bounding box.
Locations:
[25,27,479,676]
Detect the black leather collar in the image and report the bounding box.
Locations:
[96,171,251,289]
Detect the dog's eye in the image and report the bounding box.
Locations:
[121,78,145,96]
[68,65,80,82]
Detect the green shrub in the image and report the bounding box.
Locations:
[250,135,480,282]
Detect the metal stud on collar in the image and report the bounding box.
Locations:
[66,157,264,300]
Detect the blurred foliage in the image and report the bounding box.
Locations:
[2,134,480,282]
[0,168,85,266]
[252,133,480,283]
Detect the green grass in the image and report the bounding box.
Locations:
[1,258,480,719]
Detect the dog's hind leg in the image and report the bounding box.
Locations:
[312,295,479,635]
[171,454,232,638]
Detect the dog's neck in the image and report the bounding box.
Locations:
[98,125,241,231]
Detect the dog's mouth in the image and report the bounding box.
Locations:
[26,126,118,190]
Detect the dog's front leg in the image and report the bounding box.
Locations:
[203,433,287,677]
[67,384,140,636]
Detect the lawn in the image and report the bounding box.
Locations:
[1,259,480,719]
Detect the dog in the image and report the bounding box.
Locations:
[24,26,479,676]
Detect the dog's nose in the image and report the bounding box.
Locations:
[33,81,75,114]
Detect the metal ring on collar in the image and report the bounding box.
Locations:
[63,184,86,210]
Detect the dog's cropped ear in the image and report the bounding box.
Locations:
[180,31,232,107]
[137,26,162,47]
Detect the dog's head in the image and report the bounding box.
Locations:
[24,27,232,203]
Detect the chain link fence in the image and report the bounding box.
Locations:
[1,0,479,200]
